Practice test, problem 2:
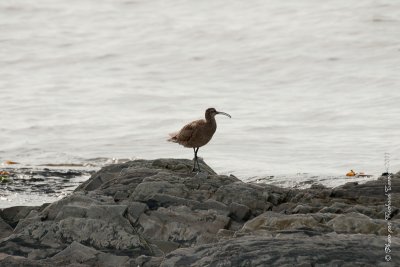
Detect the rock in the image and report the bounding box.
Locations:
[213,182,272,215]
[216,229,235,240]
[0,159,399,266]
[126,201,148,222]
[240,211,332,234]
[229,202,250,221]
[331,175,400,207]
[292,204,319,214]
[152,158,216,175]
[272,202,297,214]
[318,201,348,214]
[113,190,130,202]
[52,241,103,263]
[0,217,12,239]
[193,199,229,217]
[138,205,230,247]
[344,204,379,218]
[75,161,142,192]
[131,181,189,204]
[51,241,129,267]
[41,193,103,221]
[0,205,44,228]
[135,255,164,267]
[326,212,397,236]
[161,233,400,266]
[0,254,50,267]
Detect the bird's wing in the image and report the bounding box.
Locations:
[177,120,205,143]
[177,122,196,142]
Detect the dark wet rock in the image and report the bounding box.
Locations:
[332,173,400,207]
[0,217,12,239]
[240,211,334,234]
[0,205,45,228]
[229,202,251,221]
[113,190,130,202]
[161,233,397,267]
[51,241,130,266]
[126,201,148,222]
[0,159,399,266]
[0,241,130,267]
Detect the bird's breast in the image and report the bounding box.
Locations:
[188,124,216,148]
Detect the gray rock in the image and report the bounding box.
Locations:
[213,182,271,214]
[114,190,130,202]
[0,205,44,228]
[53,217,141,250]
[51,241,99,263]
[127,201,148,223]
[75,161,144,192]
[344,204,380,218]
[331,175,400,207]
[132,181,189,203]
[216,229,235,240]
[0,217,12,240]
[229,202,250,221]
[138,205,230,247]
[193,199,229,216]
[135,255,164,267]
[51,241,129,267]
[152,158,216,175]
[326,212,397,236]
[161,233,400,267]
[41,193,104,221]
[292,204,319,214]
[319,201,349,214]
[0,159,398,266]
[240,211,332,234]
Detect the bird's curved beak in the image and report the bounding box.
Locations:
[216,111,231,118]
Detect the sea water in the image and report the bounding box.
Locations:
[1,0,400,201]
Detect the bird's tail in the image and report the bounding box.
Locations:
[167,132,178,143]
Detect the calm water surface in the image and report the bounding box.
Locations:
[1,0,400,200]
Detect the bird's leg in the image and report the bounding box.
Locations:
[192,147,200,172]
[192,148,197,172]
[195,147,200,172]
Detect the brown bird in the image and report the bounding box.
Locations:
[168,108,231,172]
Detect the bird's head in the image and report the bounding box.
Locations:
[205,108,231,119]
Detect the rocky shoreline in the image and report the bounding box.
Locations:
[0,158,399,266]
[0,167,93,208]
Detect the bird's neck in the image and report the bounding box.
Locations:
[206,115,217,128]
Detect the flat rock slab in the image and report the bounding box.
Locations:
[161,233,400,267]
